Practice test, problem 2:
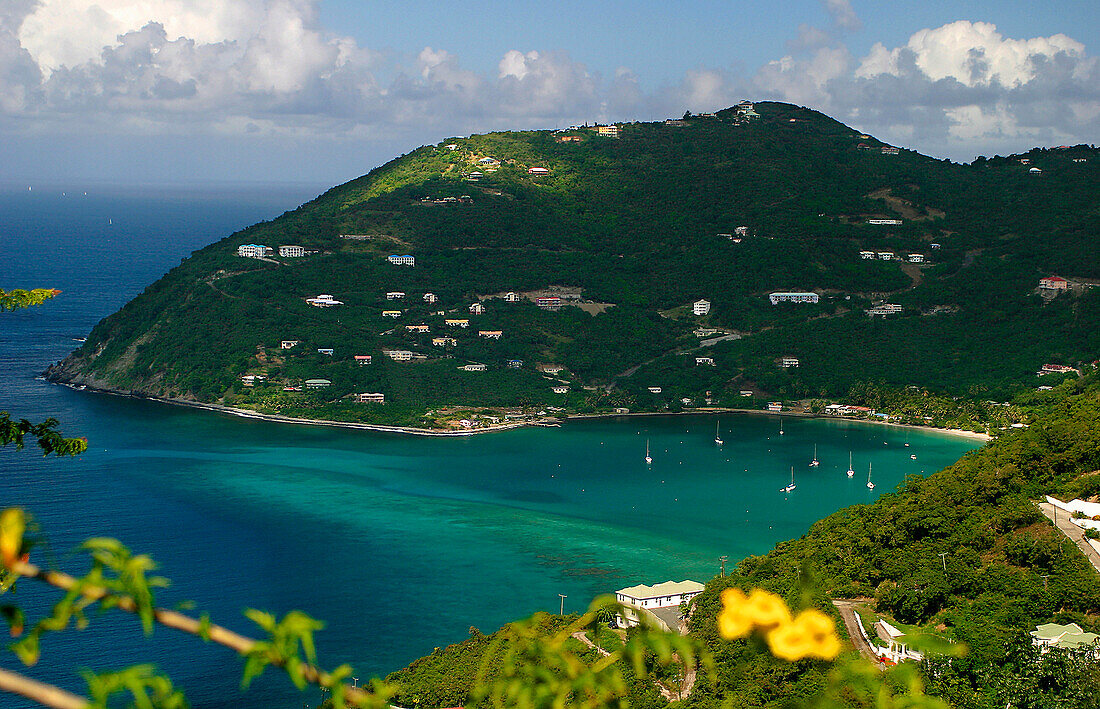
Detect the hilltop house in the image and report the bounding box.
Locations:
[877,251,896,260]
[537,364,564,374]
[907,253,925,263]
[354,392,385,404]
[477,157,500,167]
[469,302,485,315]
[693,299,711,315]
[881,146,899,155]
[307,294,343,307]
[354,355,372,366]
[280,340,300,349]
[278,245,304,257]
[239,374,265,387]
[465,171,483,181]
[1030,167,1043,175]
[867,219,902,225]
[614,580,705,629]
[872,620,923,663]
[387,254,415,266]
[596,125,620,138]
[383,349,418,362]
[647,386,662,394]
[504,292,520,302]
[423,292,438,303]
[536,296,562,311]
[867,304,903,317]
[507,359,524,368]
[1040,364,1080,376]
[930,243,941,250]
[445,318,470,328]
[527,167,550,175]
[1039,276,1069,291]
[769,292,819,305]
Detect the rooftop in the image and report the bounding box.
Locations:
[616,580,705,599]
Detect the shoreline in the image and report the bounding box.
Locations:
[56,380,991,442]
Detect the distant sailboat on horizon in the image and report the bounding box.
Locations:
[809,444,819,467]
[846,451,855,477]
[645,439,652,465]
[866,462,875,490]
[782,466,796,493]
[715,420,723,446]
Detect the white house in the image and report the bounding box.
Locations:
[880,146,900,155]
[383,349,415,361]
[307,294,343,307]
[537,364,565,374]
[767,402,783,411]
[1029,167,1043,174]
[423,292,438,303]
[1031,623,1100,655]
[930,243,941,250]
[477,157,500,166]
[872,620,924,663]
[445,318,470,328]
[386,291,406,300]
[469,302,485,315]
[778,356,799,368]
[479,330,502,339]
[1039,276,1069,291]
[354,392,385,404]
[527,167,550,176]
[461,363,487,371]
[551,385,570,394]
[507,359,524,368]
[354,355,372,366]
[280,340,300,349]
[907,253,925,263]
[867,304,903,317]
[877,251,895,260]
[303,378,331,389]
[382,310,402,318]
[695,356,715,366]
[867,219,902,225]
[237,244,273,258]
[647,386,663,394]
[536,296,562,311]
[504,292,520,302]
[614,580,705,628]
[693,299,711,315]
[278,245,305,257]
[405,324,430,333]
[317,348,333,356]
[769,292,819,305]
[860,250,876,260]
[734,226,749,237]
[432,336,457,347]
[387,254,415,266]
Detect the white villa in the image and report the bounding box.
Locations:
[693,299,711,315]
[307,294,343,307]
[908,254,925,263]
[479,330,503,339]
[778,356,800,368]
[614,580,705,628]
[354,392,385,404]
[551,385,570,394]
[237,244,272,258]
[386,291,406,300]
[469,302,485,315]
[695,356,715,366]
[278,245,305,257]
[423,292,438,303]
[461,363,487,371]
[867,219,902,225]
[387,254,415,266]
[871,619,924,664]
[445,318,470,328]
[382,310,402,318]
[1032,622,1100,655]
[280,340,300,349]
[860,250,876,260]
[432,337,457,347]
[769,292,819,305]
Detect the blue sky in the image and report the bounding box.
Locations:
[1,0,1097,187]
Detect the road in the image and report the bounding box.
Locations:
[1037,502,1100,574]
[832,599,882,666]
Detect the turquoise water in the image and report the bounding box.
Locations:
[0,185,982,707]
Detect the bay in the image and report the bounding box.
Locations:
[0,184,981,707]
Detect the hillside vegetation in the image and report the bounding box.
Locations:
[48,102,1100,427]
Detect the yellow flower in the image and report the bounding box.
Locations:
[718,588,793,640]
[718,588,753,639]
[743,589,791,630]
[0,508,25,568]
[765,609,842,661]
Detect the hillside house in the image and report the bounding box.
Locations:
[382,310,402,318]
[556,135,583,143]
[307,294,343,307]
[881,146,900,155]
[317,348,334,356]
[469,302,485,315]
[866,304,903,317]
[354,355,372,366]
[536,296,562,311]
[387,254,415,266]
[304,379,331,389]
[1073,158,1087,163]
[1039,276,1069,290]
[465,171,483,181]
[237,244,273,258]
[405,324,430,333]
[1029,167,1043,174]
[1040,364,1080,376]
[538,364,565,374]
[383,349,416,362]
[507,359,524,368]
[877,251,895,260]
[432,337,457,347]
[278,245,305,257]
[1019,158,1031,164]
[873,620,924,663]
[354,392,385,404]
[930,243,941,249]
[769,292,819,305]
[647,386,663,394]
[740,390,753,397]
[479,330,503,339]
[477,157,500,167]
[615,580,705,629]
[551,385,570,394]
[339,234,372,240]
[734,226,749,237]
[527,167,550,175]
[695,356,715,366]
[767,402,783,411]
[423,292,438,303]
[444,143,458,150]
[867,219,903,225]
[693,299,711,315]
[908,253,925,263]
[1031,623,1099,655]
[857,142,871,150]
[386,291,406,300]
[280,340,300,349]
[663,119,687,127]
[596,125,620,138]
[777,356,800,368]
[694,327,719,337]
[462,363,487,372]
[239,374,265,386]
[445,318,470,328]
[860,250,875,260]
[504,292,520,302]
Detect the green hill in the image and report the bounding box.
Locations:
[47,102,1100,427]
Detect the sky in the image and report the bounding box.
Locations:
[1,0,1097,187]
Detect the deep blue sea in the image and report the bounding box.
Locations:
[0,183,982,708]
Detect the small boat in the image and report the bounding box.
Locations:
[782,466,796,493]
[72,337,86,343]
[808,444,819,467]
[846,451,854,478]
[715,420,723,446]
[645,439,652,465]
[866,462,875,490]
[910,454,917,460]
[779,419,784,436]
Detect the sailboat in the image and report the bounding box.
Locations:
[715,420,723,446]
[866,462,875,490]
[846,451,855,477]
[645,439,652,465]
[782,466,796,493]
[808,444,819,467]
[779,419,784,436]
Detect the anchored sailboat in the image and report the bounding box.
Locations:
[782,466,796,493]
[866,462,875,490]
[715,420,723,446]
[846,451,855,477]
[779,418,784,436]
[645,439,652,465]
[809,444,819,467]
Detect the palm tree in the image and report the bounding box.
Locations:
[592,605,616,653]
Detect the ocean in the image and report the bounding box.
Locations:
[0,183,981,708]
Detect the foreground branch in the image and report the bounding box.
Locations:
[0,665,89,709]
[10,560,377,705]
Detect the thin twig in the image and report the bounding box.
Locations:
[10,560,376,705]
[0,665,90,709]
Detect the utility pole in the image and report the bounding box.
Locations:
[938,552,948,572]
[720,555,728,576]
[1041,574,1050,590]
[559,593,568,615]
[352,677,358,689]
